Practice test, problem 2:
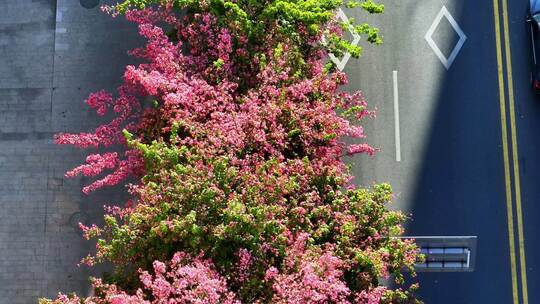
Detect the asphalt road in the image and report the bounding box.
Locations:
[344,0,538,303]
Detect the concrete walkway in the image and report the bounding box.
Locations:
[0,1,140,302]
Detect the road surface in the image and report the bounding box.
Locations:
[345,0,538,303]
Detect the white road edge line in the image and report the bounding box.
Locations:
[393,70,401,162]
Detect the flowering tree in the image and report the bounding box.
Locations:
[44,0,422,303]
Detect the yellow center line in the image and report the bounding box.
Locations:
[492,0,519,303]
[501,0,529,302]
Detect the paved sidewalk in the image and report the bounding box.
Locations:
[0,1,140,302]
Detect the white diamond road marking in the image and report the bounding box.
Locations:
[322,8,360,71]
[425,6,467,70]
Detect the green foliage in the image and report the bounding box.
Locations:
[109,0,384,69]
[90,135,420,299]
[48,0,423,302]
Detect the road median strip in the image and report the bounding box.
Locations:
[493,0,529,302]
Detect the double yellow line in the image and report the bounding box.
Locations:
[492,0,529,303]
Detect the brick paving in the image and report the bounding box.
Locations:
[0,1,141,302]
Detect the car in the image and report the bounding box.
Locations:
[527,0,540,91]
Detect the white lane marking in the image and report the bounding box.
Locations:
[531,25,536,65]
[425,6,467,70]
[321,9,360,71]
[393,70,401,162]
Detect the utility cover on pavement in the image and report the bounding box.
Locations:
[401,236,477,272]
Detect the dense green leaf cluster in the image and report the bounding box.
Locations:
[44,0,424,302]
[110,0,384,69]
[94,135,419,300]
